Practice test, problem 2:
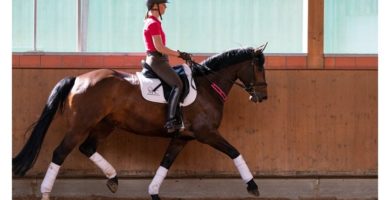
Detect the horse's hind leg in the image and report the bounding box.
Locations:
[40,124,91,200]
[78,120,118,193]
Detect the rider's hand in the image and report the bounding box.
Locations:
[177,50,192,61]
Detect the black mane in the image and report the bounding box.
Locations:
[193,47,256,76]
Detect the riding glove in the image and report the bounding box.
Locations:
[177,50,192,61]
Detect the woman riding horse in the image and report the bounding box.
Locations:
[144,0,192,134]
[13,45,267,200]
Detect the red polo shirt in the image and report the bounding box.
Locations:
[143,16,166,52]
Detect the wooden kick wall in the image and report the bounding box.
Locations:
[12,54,377,178]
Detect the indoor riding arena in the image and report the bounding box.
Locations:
[12,0,378,200]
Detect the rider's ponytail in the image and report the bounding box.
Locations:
[145,11,149,20]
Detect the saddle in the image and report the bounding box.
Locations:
[136,60,197,106]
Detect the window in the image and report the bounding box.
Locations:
[13,0,307,53]
[324,0,378,54]
[164,0,306,53]
[36,0,78,52]
[86,0,144,52]
[13,0,34,52]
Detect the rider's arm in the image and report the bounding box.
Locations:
[152,35,180,57]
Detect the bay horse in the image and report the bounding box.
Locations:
[13,45,268,200]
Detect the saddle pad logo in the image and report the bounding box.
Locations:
[147,86,160,96]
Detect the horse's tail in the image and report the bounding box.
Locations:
[13,76,76,176]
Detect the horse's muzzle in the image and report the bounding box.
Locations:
[249,94,267,103]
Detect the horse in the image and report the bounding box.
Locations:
[13,45,268,200]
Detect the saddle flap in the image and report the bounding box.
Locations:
[136,64,197,107]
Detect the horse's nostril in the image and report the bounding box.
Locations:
[263,96,268,100]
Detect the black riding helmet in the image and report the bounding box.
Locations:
[145,0,168,20]
[146,0,168,10]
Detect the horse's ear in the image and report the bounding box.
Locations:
[255,42,268,55]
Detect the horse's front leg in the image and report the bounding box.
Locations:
[195,130,260,196]
[149,137,188,200]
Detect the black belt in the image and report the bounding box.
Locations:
[146,51,164,57]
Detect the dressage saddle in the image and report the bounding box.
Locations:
[141,60,190,103]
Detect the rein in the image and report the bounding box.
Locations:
[189,60,247,88]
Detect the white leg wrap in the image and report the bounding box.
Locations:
[89,152,117,179]
[233,155,254,183]
[148,166,168,195]
[41,162,61,195]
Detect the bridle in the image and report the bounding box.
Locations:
[235,54,267,96]
[188,51,267,102]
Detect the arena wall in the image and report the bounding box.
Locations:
[12,54,377,178]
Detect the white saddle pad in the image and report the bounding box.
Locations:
[136,64,197,106]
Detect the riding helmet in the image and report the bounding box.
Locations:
[146,0,169,10]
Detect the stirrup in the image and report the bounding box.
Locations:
[165,118,185,133]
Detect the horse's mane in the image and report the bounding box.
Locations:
[194,47,255,76]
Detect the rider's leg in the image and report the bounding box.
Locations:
[165,86,184,132]
[146,55,184,133]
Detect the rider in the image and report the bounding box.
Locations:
[143,0,192,133]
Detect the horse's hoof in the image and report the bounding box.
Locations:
[106,176,119,193]
[41,193,50,200]
[246,179,260,197]
[151,194,161,200]
[248,188,260,196]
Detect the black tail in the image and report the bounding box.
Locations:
[13,77,76,176]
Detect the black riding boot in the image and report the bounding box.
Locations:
[165,86,185,133]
